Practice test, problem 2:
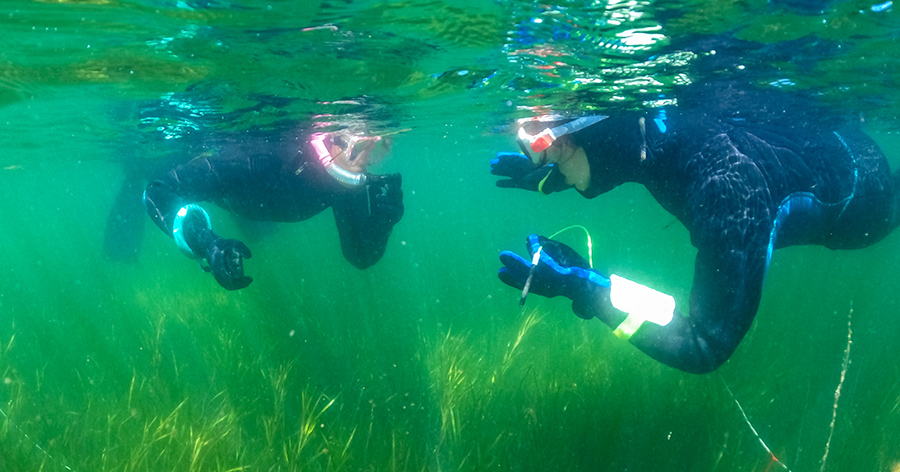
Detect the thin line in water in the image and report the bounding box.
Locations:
[820,302,853,472]
[718,374,792,471]
[0,403,74,471]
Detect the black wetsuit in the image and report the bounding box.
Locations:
[539,81,898,373]
[143,127,402,274]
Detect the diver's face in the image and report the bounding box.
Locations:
[331,140,368,173]
[542,135,578,164]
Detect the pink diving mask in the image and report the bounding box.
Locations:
[310,132,387,186]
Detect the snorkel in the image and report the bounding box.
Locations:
[310,132,368,187]
[518,115,608,164]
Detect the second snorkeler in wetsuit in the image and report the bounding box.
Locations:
[492,80,899,374]
[142,125,403,290]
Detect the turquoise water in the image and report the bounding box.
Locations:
[1,0,900,470]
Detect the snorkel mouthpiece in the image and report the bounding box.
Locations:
[310,132,368,187]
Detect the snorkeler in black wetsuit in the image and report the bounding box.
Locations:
[491,80,899,374]
[142,125,403,290]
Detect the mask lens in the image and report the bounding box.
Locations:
[348,136,388,164]
[332,134,349,150]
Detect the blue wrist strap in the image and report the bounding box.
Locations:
[172,204,211,259]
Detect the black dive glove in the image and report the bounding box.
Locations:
[176,205,253,291]
[499,234,610,319]
[490,152,569,194]
[367,173,404,227]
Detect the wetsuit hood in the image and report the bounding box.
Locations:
[569,113,651,198]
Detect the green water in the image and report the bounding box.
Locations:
[1,0,900,470]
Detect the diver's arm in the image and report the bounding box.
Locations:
[603,169,774,373]
[500,239,755,374]
[560,223,770,374]
[624,243,768,373]
[332,173,404,269]
[143,157,219,236]
[500,173,774,373]
[142,157,253,289]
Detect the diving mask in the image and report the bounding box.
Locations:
[310,131,390,187]
[333,133,389,166]
[517,115,608,165]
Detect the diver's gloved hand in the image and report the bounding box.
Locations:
[490,152,569,194]
[498,234,610,319]
[491,152,551,191]
[200,234,253,290]
[178,207,253,290]
[367,173,404,227]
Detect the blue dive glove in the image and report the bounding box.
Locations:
[175,205,253,291]
[499,234,610,319]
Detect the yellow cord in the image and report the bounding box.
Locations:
[537,170,552,194]
[547,225,594,268]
